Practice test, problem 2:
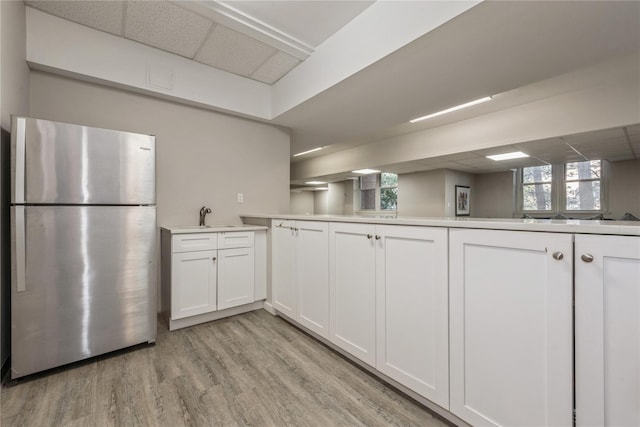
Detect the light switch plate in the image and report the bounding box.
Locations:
[237,193,244,203]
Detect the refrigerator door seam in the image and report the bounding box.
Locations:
[15,206,26,292]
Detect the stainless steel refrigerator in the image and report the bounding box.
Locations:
[10,116,157,379]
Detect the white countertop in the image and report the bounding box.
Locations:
[240,213,640,236]
[161,224,268,234]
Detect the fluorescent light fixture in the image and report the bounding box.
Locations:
[410,96,493,123]
[305,181,326,185]
[486,151,530,161]
[293,147,322,157]
[352,168,381,174]
[315,187,328,191]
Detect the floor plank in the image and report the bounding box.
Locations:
[1,310,451,427]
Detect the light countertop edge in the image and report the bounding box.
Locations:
[240,214,640,236]
[161,224,268,234]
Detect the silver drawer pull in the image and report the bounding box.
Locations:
[581,253,594,263]
[552,251,564,261]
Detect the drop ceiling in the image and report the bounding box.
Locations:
[25,0,373,84]
[23,0,640,185]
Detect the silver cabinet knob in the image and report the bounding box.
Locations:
[375,235,381,240]
[581,253,594,263]
[367,234,373,239]
[552,251,564,261]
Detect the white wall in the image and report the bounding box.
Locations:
[398,170,447,216]
[0,0,30,380]
[1,0,30,129]
[474,171,515,218]
[609,159,640,219]
[29,71,290,311]
[290,191,314,214]
[328,182,346,215]
[313,191,328,214]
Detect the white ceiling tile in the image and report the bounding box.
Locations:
[626,124,640,136]
[562,128,626,145]
[440,152,484,162]
[125,1,212,58]
[627,133,640,144]
[26,1,124,35]
[196,25,276,77]
[250,51,300,84]
[601,154,636,162]
[456,158,499,168]
[568,136,629,149]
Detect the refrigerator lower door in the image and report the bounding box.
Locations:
[11,206,157,379]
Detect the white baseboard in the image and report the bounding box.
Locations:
[168,301,264,331]
[262,301,276,315]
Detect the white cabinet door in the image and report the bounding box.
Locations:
[449,229,573,427]
[575,234,640,427]
[272,220,297,317]
[375,225,449,408]
[329,222,377,366]
[297,221,329,338]
[171,250,217,320]
[217,247,255,310]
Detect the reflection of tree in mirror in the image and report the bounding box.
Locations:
[522,165,552,211]
[381,173,398,210]
[381,188,397,210]
[566,160,601,210]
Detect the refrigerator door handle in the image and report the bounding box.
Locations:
[14,116,26,204]
[15,206,26,292]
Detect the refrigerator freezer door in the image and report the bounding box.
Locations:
[12,117,155,205]
[11,206,157,379]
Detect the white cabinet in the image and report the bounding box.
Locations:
[161,228,264,330]
[171,249,217,319]
[169,233,218,320]
[575,234,640,427]
[375,225,449,408]
[329,222,377,366]
[272,220,329,338]
[272,220,297,318]
[217,232,255,310]
[449,229,573,427]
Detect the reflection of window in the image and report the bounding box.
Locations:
[518,160,606,216]
[380,172,398,210]
[522,165,553,211]
[358,172,398,211]
[360,174,377,210]
[565,160,601,211]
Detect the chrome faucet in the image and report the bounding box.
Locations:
[199,206,212,226]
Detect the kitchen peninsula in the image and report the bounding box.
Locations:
[242,213,640,427]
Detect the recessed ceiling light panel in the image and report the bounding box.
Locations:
[352,168,381,174]
[486,151,530,161]
[293,147,323,157]
[410,96,493,123]
[305,181,326,185]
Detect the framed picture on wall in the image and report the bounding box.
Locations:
[455,185,470,216]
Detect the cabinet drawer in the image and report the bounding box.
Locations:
[172,233,217,253]
[218,231,254,249]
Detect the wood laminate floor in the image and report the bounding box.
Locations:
[1,310,450,427]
